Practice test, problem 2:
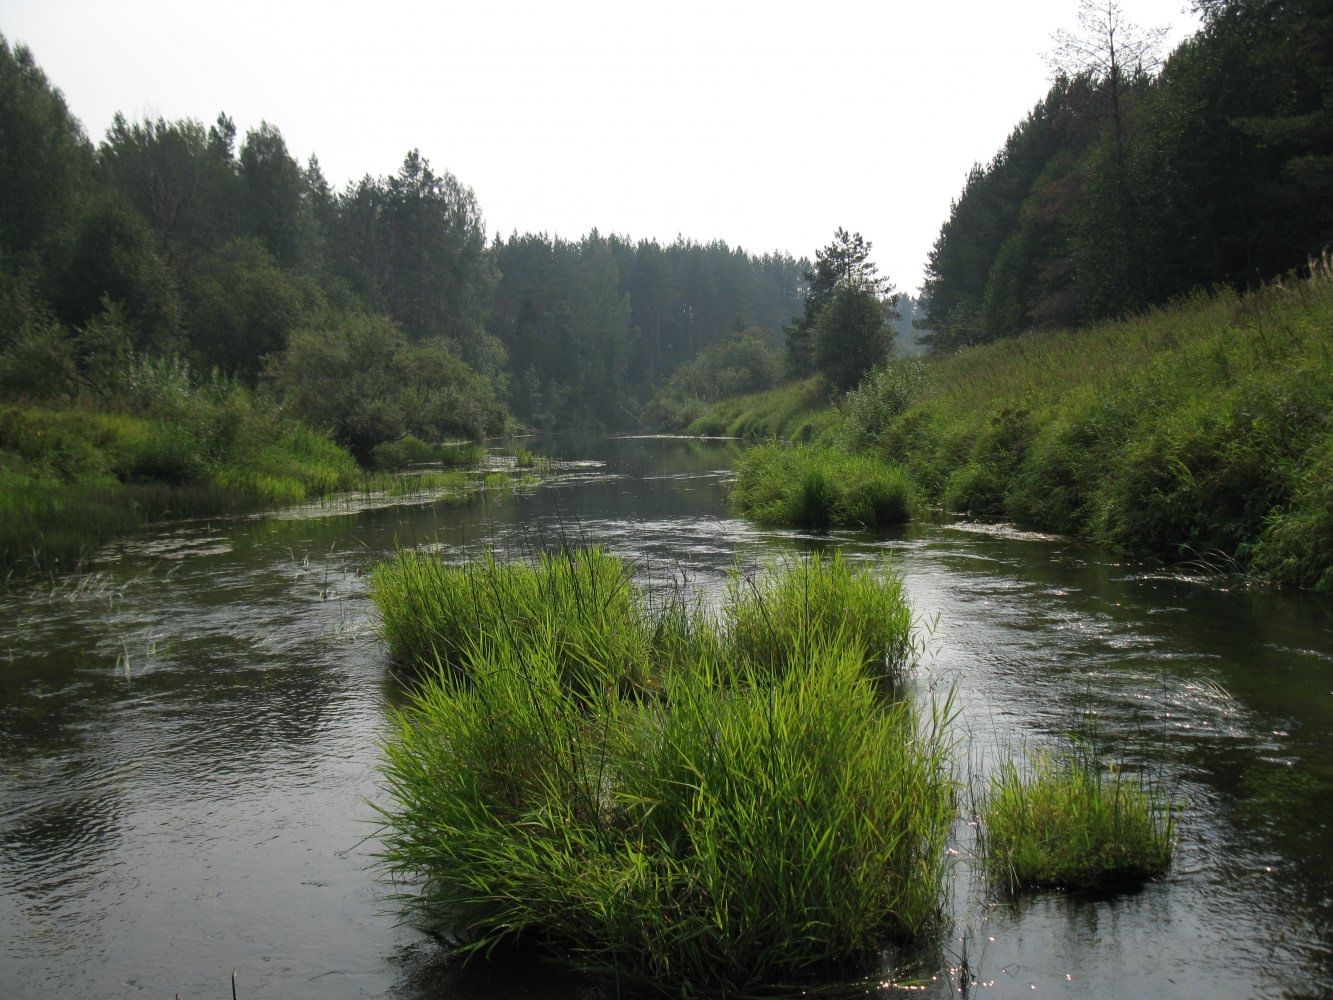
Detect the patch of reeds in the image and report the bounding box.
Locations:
[732,442,914,529]
[373,547,954,993]
[370,547,659,694]
[981,751,1175,892]
[726,551,914,684]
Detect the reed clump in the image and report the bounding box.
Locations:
[373,548,955,994]
[732,442,914,529]
[726,551,914,684]
[982,752,1175,892]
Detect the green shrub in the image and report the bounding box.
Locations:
[983,753,1174,892]
[836,358,932,451]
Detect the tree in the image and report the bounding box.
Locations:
[1049,0,1167,156]
[51,192,182,352]
[185,238,313,379]
[239,122,313,269]
[813,283,895,394]
[786,229,890,377]
[0,34,92,263]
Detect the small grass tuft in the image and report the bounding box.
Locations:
[982,751,1175,892]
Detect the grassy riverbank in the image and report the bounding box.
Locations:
[723,272,1333,591]
[373,549,955,992]
[0,398,361,574]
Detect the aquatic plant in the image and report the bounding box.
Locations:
[371,547,658,694]
[982,752,1175,892]
[367,435,483,470]
[726,551,914,684]
[731,442,914,528]
[374,549,954,993]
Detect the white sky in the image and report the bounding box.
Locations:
[2,0,1199,293]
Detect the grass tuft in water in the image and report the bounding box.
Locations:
[372,547,954,993]
[727,551,914,685]
[732,442,914,529]
[982,751,1175,892]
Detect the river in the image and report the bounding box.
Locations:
[1,435,1330,998]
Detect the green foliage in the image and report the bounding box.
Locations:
[50,192,183,351]
[0,34,92,261]
[984,752,1174,892]
[0,363,359,573]
[836,358,932,450]
[852,274,1333,588]
[366,435,483,470]
[813,283,896,394]
[732,442,915,528]
[373,549,954,993]
[492,233,806,429]
[685,376,834,441]
[371,547,657,694]
[923,1,1333,347]
[726,552,914,684]
[186,237,315,379]
[644,327,780,430]
[266,311,506,458]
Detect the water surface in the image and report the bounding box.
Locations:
[1,434,1330,998]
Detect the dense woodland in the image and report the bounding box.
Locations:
[0,32,808,447]
[922,0,1333,349]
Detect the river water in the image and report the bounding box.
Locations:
[1,435,1330,998]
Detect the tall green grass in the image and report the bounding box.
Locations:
[373,548,954,993]
[0,403,360,574]
[372,547,669,696]
[367,435,483,470]
[726,551,914,684]
[732,442,914,528]
[982,752,1175,892]
[686,377,836,441]
[715,273,1332,589]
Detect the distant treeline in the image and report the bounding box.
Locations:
[922,0,1333,350]
[0,33,808,439]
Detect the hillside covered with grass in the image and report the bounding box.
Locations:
[723,270,1333,591]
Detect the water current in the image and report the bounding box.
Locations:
[1,434,1330,998]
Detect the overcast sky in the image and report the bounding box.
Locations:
[3,0,1199,293]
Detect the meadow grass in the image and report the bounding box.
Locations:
[982,752,1175,892]
[686,377,837,441]
[870,273,1333,589]
[373,547,954,994]
[711,272,1332,589]
[732,442,914,529]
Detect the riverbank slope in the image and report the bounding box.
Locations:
[708,271,1333,591]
